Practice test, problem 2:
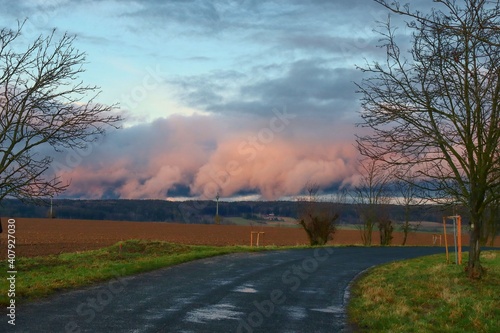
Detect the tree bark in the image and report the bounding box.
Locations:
[467,224,483,279]
[402,234,407,246]
[401,222,409,246]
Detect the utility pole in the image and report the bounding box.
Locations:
[215,191,220,225]
[50,197,53,218]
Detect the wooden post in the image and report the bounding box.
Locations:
[251,231,265,247]
[457,216,462,265]
[432,234,442,246]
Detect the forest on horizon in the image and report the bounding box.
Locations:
[1,198,461,227]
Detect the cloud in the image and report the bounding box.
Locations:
[4,0,390,200]
[51,112,359,200]
[241,60,362,107]
[280,34,382,59]
[168,59,365,120]
[190,135,357,199]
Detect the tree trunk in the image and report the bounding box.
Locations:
[401,222,409,246]
[361,222,373,246]
[467,224,483,279]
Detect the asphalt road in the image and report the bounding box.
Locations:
[4,247,446,333]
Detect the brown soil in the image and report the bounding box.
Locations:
[0,218,497,258]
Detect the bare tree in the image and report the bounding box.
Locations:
[352,159,392,246]
[378,218,393,246]
[297,182,341,246]
[356,0,500,278]
[393,170,424,245]
[0,23,121,203]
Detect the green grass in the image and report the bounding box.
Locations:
[223,216,265,225]
[0,240,285,306]
[222,216,300,227]
[348,251,500,333]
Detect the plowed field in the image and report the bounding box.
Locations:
[0,218,496,258]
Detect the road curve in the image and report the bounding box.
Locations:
[4,247,445,333]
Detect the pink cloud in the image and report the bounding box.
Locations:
[53,113,360,199]
[191,137,358,199]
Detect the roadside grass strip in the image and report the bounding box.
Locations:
[0,240,285,306]
[348,251,500,333]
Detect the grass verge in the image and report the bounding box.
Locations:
[348,251,500,333]
[0,240,287,306]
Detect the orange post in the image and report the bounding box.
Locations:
[251,231,265,247]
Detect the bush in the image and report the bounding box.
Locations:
[298,200,340,246]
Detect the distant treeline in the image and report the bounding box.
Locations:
[0,199,458,226]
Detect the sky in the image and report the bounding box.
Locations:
[0,0,424,201]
